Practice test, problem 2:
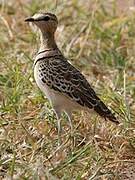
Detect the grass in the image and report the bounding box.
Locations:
[0,0,135,179]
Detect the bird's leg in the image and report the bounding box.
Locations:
[66,113,73,134]
[65,111,74,135]
[57,117,62,145]
[54,109,62,145]
[66,112,75,147]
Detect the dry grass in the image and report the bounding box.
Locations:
[0,0,135,179]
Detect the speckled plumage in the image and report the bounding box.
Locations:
[26,12,119,128]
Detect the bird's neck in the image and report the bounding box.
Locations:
[39,30,57,52]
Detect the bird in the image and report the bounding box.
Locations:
[25,12,119,139]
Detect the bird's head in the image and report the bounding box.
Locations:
[25,12,58,34]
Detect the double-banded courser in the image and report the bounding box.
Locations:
[25,12,119,136]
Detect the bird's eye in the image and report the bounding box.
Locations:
[43,16,50,21]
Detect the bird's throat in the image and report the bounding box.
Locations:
[39,31,57,51]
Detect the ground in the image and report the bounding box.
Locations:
[0,0,135,179]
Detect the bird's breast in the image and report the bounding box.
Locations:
[34,63,52,100]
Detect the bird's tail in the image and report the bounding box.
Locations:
[94,100,119,124]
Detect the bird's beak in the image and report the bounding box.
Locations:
[25,17,35,22]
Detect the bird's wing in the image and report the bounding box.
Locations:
[37,55,118,124]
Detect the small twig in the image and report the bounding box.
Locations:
[50,141,92,173]
[20,123,35,145]
[55,0,58,10]
[104,159,135,167]
[66,24,88,55]
[0,14,13,39]
[76,6,96,59]
[43,135,70,163]
[123,69,126,101]
[88,167,102,180]
[10,152,16,180]
[123,69,131,121]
